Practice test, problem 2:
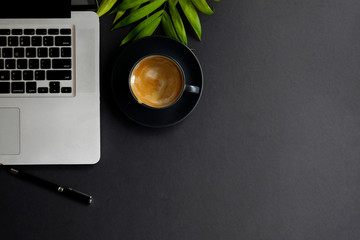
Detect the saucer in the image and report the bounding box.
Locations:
[111,36,203,128]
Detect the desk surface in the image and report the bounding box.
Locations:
[2,1,360,239]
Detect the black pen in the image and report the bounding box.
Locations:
[6,167,92,204]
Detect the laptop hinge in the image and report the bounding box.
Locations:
[1,0,71,19]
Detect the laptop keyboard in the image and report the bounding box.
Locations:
[0,26,74,97]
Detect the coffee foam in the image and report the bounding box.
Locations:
[130,55,184,108]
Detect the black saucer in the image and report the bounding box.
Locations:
[111,36,203,128]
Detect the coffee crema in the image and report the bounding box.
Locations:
[130,55,184,108]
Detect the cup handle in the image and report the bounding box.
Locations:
[185,85,200,94]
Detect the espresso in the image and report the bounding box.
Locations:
[130,55,184,108]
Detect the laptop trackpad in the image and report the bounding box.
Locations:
[0,108,20,155]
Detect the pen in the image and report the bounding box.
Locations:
[4,166,92,204]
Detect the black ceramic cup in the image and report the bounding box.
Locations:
[128,54,200,109]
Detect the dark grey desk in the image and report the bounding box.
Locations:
[1,1,360,239]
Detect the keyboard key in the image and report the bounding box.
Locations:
[52,59,71,69]
[17,59,27,69]
[23,70,33,80]
[20,36,30,46]
[49,48,60,57]
[2,48,12,58]
[12,82,24,93]
[41,59,51,69]
[55,36,71,46]
[12,29,22,35]
[0,29,10,35]
[29,59,39,69]
[11,71,22,80]
[0,37,6,46]
[26,48,36,57]
[0,59,4,69]
[31,36,42,46]
[38,48,48,58]
[14,48,25,58]
[24,29,35,35]
[5,59,16,69]
[43,36,54,46]
[26,82,37,93]
[0,71,10,80]
[38,87,48,93]
[35,70,45,80]
[50,81,60,93]
[8,37,18,46]
[61,47,71,57]
[0,82,10,93]
[60,29,71,35]
[36,29,47,35]
[47,70,71,80]
[61,87,72,93]
[48,29,59,35]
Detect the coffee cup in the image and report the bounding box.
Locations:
[129,55,200,109]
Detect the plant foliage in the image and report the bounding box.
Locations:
[97,0,219,45]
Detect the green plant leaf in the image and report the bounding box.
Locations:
[179,0,201,40]
[133,16,162,41]
[191,0,214,15]
[97,0,118,17]
[121,10,164,45]
[161,11,179,41]
[112,0,166,30]
[110,0,150,14]
[131,5,142,12]
[168,0,187,45]
[113,10,126,24]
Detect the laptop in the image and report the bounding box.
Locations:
[0,0,100,165]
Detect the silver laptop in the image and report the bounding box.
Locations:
[0,4,100,165]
